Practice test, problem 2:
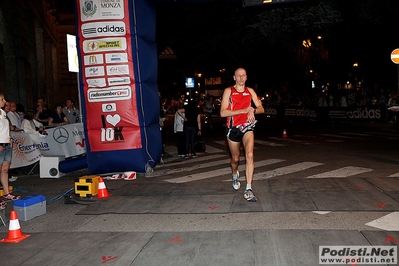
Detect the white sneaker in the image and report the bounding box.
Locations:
[244,189,257,202]
[9,176,18,182]
[232,170,240,190]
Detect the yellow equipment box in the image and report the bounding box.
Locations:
[74,175,100,197]
[0,186,13,196]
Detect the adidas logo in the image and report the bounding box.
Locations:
[159,47,177,59]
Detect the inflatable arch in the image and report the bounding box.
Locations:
[73,0,161,174]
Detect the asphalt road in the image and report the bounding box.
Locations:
[1,114,398,266]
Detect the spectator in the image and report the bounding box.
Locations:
[34,97,52,126]
[63,98,80,123]
[48,103,69,127]
[7,101,22,130]
[21,113,45,134]
[173,104,186,158]
[177,99,201,159]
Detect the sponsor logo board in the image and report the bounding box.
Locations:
[85,66,105,77]
[87,78,107,87]
[88,86,131,102]
[108,77,130,85]
[105,53,128,63]
[106,64,129,75]
[84,54,104,65]
[102,103,117,112]
[80,0,125,22]
[83,38,126,53]
[82,21,126,38]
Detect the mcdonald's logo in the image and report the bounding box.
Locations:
[84,54,104,66]
[89,55,97,64]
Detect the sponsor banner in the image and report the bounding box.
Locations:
[82,38,127,53]
[80,0,125,22]
[76,0,141,152]
[84,54,104,65]
[87,78,107,87]
[81,21,126,38]
[87,86,131,102]
[105,52,128,63]
[280,106,385,121]
[10,124,86,169]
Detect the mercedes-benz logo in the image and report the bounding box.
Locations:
[52,127,69,144]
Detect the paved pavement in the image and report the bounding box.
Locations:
[1,117,399,266]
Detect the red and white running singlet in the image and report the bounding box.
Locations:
[226,86,252,128]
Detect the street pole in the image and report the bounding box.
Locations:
[397,65,399,93]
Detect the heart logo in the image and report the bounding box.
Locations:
[106,114,121,126]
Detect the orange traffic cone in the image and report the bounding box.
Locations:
[97,177,111,198]
[0,210,30,243]
[282,128,288,138]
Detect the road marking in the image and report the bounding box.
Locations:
[254,139,284,147]
[165,157,243,175]
[269,137,306,143]
[165,159,285,183]
[312,211,331,215]
[365,212,399,231]
[319,134,354,139]
[240,162,324,181]
[343,132,371,137]
[151,154,227,177]
[306,166,373,178]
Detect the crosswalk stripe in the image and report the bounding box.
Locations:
[152,154,227,177]
[319,134,354,139]
[388,172,399,177]
[164,157,243,175]
[204,145,225,153]
[305,166,372,178]
[239,162,324,181]
[268,137,307,143]
[254,139,284,147]
[365,212,399,231]
[342,132,371,137]
[165,159,284,183]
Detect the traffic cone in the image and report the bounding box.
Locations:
[282,128,288,138]
[0,210,30,243]
[97,177,111,198]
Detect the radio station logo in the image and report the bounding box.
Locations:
[87,78,106,87]
[105,53,128,63]
[102,103,117,112]
[101,114,124,143]
[83,38,126,53]
[84,54,104,65]
[82,22,126,38]
[106,64,129,75]
[88,86,131,102]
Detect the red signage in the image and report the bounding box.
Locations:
[75,0,142,151]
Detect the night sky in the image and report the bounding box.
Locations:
[155,0,399,95]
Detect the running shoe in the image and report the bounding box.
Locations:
[0,200,6,210]
[191,154,198,158]
[3,193,21,201]
[244,189,257,202]
[9,176,18,182]
[232,170,240,191]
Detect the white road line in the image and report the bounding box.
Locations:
[268,137,307,143]
[165,159,285,183]
[343,132,371,137]
[388,172,399,177]
[306,166,373,178]
[243,162,324,181]
[214,140,227,146]
[205,145,225,153]
[254,139,284,147]
[319,134,354,139]
[165,157,244,175]
[152,154,227,177]
[365,212,399,231]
